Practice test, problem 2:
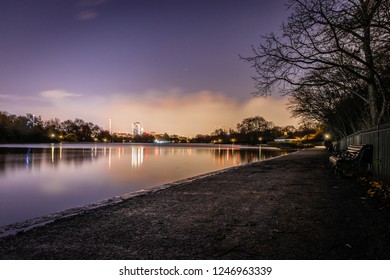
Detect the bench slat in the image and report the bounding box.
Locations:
[329,144,372,176]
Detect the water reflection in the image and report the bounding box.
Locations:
[0,145,287,172]
[26,148,31,169]
[131,146,144,167]
[0,144,289,227]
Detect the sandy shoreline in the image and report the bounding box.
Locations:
[0,148,389,259]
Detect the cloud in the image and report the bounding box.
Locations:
[77,10,99,21]
[0,94,17,103]
[1,89,299,135]
[0,94,36,102]
[76,0,107,21]
[40,89,83,99]
[0,93,51,113]
[99,89,299,135]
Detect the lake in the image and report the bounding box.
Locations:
[0,143,289,227]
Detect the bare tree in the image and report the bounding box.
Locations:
[288,80,368,137]
[243,0,390,128]
[237,116,273,134]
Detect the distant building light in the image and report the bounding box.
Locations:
[132,122,142,135]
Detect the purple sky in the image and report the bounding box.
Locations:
[0,0,297,135]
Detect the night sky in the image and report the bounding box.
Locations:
[0,0,297,135]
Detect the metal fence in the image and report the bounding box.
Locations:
[339,124,390,184]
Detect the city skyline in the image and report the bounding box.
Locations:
[0,0,298,135]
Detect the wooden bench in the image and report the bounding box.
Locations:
[329,144,372,176]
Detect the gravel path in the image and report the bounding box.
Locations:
[0,148,389,259]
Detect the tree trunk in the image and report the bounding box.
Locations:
[362,5,380,127]
[367,83,379,126]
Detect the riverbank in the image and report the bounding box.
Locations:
[0,148,389,259]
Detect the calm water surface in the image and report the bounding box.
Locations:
[0,143,289,227]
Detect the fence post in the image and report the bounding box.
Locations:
[338,125,390,184]
[376,125,380,178]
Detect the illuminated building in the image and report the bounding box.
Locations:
[132,122,142,135]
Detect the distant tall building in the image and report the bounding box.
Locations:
[132,122,142,135]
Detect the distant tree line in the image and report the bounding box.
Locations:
[243,0,390,139]
[0,111,321,145]
[0,111,110,143]
[191,116,322,145]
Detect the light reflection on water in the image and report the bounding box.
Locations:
[0,143,289,227]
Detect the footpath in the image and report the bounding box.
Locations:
[0,148,389,259]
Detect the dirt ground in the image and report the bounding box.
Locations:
[0,148,389,259]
